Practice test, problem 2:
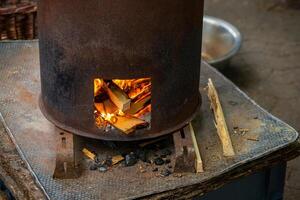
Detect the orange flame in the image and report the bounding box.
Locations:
[94,78,151,133]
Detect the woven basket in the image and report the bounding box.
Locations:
[0,0,37,40]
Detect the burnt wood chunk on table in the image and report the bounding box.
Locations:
[0,41,299,200]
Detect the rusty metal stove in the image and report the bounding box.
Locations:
[38,0,204,141]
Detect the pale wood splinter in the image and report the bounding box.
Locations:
[207,78,235,157]
[188,123,204,173]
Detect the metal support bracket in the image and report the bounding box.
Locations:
[53,127,82,179]
[173,124,197,173]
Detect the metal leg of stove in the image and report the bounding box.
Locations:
[53,127,82,179]
[173,125,196,173]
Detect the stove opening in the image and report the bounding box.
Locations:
[94,78,151,134]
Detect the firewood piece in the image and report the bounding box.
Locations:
[125,93,151,115]
[82,148,96,161]
[112,155,125,165]
[173,126,196,173]
[131,78,150,85]
[110,115,148,134]
[207,78,235,157]
[95,99,119,116]
[134,104,151,118]
[188,123,204,173]
[107,83,131,111]
[103,99,119,114]
[130,84,151,101]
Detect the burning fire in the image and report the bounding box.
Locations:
[94,78,151,134]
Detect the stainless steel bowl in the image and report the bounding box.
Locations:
[202,16,242,68]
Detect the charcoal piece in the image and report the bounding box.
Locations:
[125,152,138,166]
[161,149,172,156]
[89,163,98,171]
[165,159,171,164]
[94,157,101,164]
[136,149,148,162]
[160,169,172,177]
[154,157,165,166]
[104,157,113,167]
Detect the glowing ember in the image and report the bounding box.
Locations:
[94,78,151,134]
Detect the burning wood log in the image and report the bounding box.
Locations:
[131,78,150,85]
[125,93,151,115]
[107,83,131,111]
[95,99,119,115]
[129,83,151,101]
[95,103,105,115]
[94,77,152,134]
[207,78,235,157]
[109,115,148,134]
[112,78,151,94]
[95,98,149,134]
[134,104,151,118]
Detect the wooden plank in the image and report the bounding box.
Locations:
[207,78,235,157]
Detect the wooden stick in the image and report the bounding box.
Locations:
[107,83,131,111]
[207,78,235,157]
[82,148,96,161]
[188,123,204,173]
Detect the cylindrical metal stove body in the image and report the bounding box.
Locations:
[38,0,204,141]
